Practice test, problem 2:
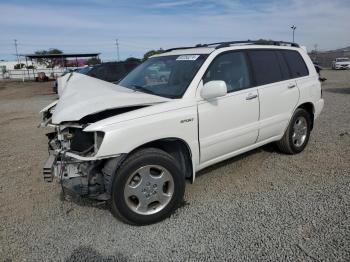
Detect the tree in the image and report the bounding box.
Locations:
[143,48,164,61]
[125,57,141,63]
[14,63,25,69]
[34,48,63,68]
[86,57,101,65]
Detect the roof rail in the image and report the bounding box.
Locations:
[164,40,299,53]
[211,40,300,49]
[164,44,208,52]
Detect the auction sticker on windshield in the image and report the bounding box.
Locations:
[176,55,200,61]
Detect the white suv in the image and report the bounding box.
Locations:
[332,57,350,70]
[41,40,324,225]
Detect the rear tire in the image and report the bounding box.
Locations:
[276,108,311,154]
[110,148,185,225]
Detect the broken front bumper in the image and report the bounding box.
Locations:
[43,151,57,182]
[42,150,89,183]
[42,149,124,200]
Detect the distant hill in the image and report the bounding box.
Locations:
[333,46,350,52]
[321,46,350,53]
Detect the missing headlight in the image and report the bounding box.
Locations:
[94,131,105,154]
[59,127,104,156]
[70,128,94,153]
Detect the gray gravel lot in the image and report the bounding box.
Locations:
[0,70,349,261]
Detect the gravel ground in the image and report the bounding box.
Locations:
[0,70,349,262]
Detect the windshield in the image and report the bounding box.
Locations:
[337,58,349,62]
[119,55,207,98]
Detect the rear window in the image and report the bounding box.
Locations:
[281,50,309,78]
[248,50,284,86]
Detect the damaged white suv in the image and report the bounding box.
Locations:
[41,40,324,225]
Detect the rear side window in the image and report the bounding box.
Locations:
[203,51,251,92]
[248,50,284,86]
[88,65,107,80]
[106,64,126,82]
[281,50,309,77]
[276,51,290,80]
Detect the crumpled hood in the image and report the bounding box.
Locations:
[52,73,169,124]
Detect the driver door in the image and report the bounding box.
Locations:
[198,51,259,164]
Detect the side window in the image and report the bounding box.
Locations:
[276,51,291,80]
[103,64,115,82]
[282,50,309,78]
[203,52,251,92]
[248,50,283,85]
[108,64,126,82]
[88,65,107,81]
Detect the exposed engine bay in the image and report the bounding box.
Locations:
[43,122,117,200]
[42,104,147,200]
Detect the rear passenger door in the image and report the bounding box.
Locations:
[247,49,300,142]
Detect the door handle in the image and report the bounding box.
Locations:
[288,83,296,89]
[246,93,258,100]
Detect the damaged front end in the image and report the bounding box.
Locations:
[43,123,124,200]
[40,99,122,200]
[40,74,170,200]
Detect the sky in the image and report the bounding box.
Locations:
[0,0,349,61]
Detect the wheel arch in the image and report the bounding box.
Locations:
[102,137,194,199]
[129,138,194,181]
[297,102,315,130]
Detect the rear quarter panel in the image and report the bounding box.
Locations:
[296,51,322,115]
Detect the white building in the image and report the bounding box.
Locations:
[0,60,37,71]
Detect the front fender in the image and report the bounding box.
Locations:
[84,105,200,172]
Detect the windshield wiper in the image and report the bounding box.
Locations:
[131,85,156,95]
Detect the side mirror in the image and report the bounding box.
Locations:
[201,80,227,100]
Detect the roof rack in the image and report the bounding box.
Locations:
[164,40,299,52]
[164,44,208,52]
[211,40,300,49]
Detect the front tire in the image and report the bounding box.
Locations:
[110,148,185,225]
[276,108,312,154]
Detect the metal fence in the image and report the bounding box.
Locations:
[0,67,79,81]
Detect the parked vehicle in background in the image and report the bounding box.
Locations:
[53,61,140,94]
[76,66,94,75]
[332,57,350,70]
[53,67,94,93]
[41,40,324,225]
[87,61,140,83]
[35,72,49,82]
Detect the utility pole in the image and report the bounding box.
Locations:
[115,39,120,61]
[14,39,25,82]
[291,25,296,43]
[314,44,318,61]
[14,39,20,64]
